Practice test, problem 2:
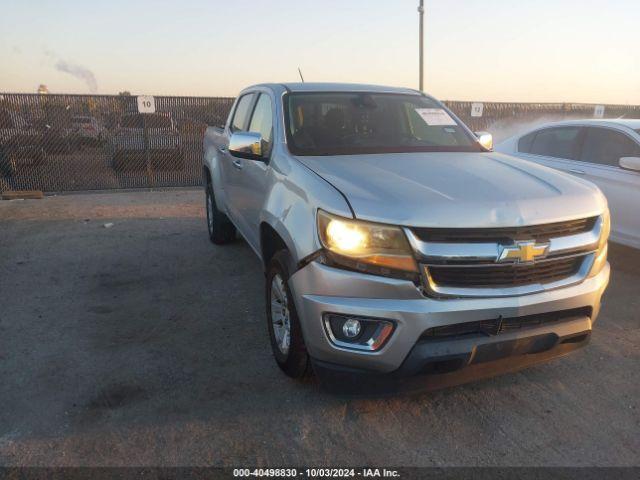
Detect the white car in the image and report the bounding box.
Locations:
[496,119,640,248]
[71,115,106,143]
[110,113,183,171]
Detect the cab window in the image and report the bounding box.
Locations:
[248,94,274,157]
[230,93,255,132]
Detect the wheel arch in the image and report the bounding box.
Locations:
[203,164,212,185]
[260,222,292,271]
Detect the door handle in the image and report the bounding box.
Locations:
[232,159,243,170]
[569,168,585,175]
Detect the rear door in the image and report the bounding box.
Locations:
[576,127,640,247]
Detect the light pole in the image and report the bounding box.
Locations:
[418,0,424,91]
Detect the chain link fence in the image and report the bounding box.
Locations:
[445,101,640,142]
[0,93,233,194]
[1,93,639,194]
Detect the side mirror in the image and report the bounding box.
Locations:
[619,156,640,172]
[475,131,493,151]
[229,132,263,160]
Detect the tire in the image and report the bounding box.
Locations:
[266,249,311,378]
[205,182,236,244]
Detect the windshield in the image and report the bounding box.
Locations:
[285,92,481,156]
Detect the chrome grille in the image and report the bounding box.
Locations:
[412,217,597,243]
[427,257,582,288]
[404,216,603,298]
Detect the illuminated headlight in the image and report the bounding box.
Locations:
[589,209,610,278]
[317,210,418,276]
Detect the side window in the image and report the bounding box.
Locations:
[230,94,255,132]
[517,131,537,153]
[530,127,581,160]
[248,94,274,156]
[580,127,640,167]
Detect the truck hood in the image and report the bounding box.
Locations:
[294,152,606,228]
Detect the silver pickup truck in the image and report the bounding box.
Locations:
[203,83,610,392]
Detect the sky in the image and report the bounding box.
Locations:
[0,0,638,104]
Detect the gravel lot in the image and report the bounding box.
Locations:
[0,190,638,467]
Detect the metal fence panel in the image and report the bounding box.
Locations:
[0,93,233,193]
[444,101,640,142]
[1,93,639,194]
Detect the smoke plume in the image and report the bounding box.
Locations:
[54,59,98,93]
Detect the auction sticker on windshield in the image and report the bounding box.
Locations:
[415,108,457,126]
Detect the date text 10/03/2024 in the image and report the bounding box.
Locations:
[232,468,400,478]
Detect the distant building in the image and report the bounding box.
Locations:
[37,84,49,95]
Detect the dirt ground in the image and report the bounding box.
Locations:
[0,190,638,467]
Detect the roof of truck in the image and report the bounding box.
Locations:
[251,82,422,95]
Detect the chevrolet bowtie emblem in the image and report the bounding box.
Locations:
[498,241,549,263]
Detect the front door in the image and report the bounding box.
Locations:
[232,93,274,251]
[220,92,256,234]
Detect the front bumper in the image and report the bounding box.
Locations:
[288,260,610,385]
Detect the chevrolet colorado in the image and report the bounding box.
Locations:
[203,83,610,391]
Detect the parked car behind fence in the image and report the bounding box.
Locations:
[0,109,45,177]
[71,115,107,145]
[110,113,183,172]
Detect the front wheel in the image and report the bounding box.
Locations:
[205,182,236,244]
[266,250,311,378]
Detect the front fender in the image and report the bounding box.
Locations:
[260,154,353,266]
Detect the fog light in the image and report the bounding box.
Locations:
[342,319,361,338]
[323,314,395,351]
